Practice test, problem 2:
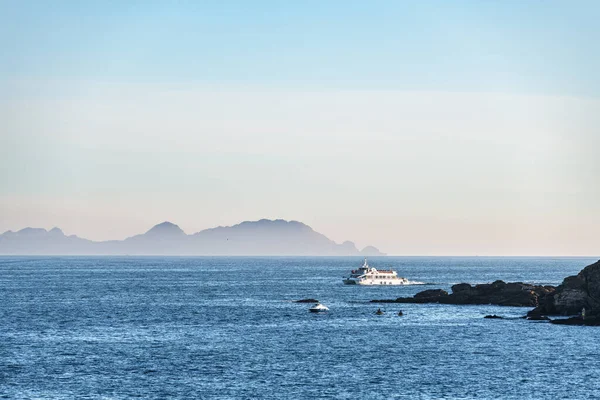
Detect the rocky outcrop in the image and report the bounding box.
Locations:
[372,289,450,303]
[451,281,554,306]
[415,289,449,301]
[527,315,550,321]
[294,298,319,303]
[529,260,600,317]
[372,281,554,307]
[550,316,600,326]
[369,260,600,326]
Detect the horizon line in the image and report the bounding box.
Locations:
[0,254,597,258]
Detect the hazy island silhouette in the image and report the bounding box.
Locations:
[0,219,385,256]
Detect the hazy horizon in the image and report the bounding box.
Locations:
[1,217,598,257]
[2,1,599,256]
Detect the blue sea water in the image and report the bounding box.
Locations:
[1,256,599,399]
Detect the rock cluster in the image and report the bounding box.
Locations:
[372,281,554,307]
[370,259,600,327]
[550,316,600,326]
[529,260,600,318]
[294,298,319,303]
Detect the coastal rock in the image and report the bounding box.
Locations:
[375,289,449,304]
[415,289,449,300]
[372,281,554,307]
[295,298,319,303]
[451,283,472,293]
[550,316,600,326]
[528,260,600,317]
[527,315,550,321]
[484,315,503,319]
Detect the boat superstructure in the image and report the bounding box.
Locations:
[343,258,409,285]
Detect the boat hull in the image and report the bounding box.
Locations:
[343,279,409,285]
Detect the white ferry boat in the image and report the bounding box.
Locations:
[343,258,409,285]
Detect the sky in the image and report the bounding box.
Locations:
[1,1,599,255]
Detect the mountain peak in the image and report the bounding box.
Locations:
[243,219,310,229]
[361,245,386,256]
[145,221,185,236]
[339,240,359,255]
[17,227,48,236]
[49,227,64,236]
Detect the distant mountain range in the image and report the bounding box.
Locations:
[0,219,385,256]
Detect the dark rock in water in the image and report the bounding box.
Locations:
[484,315,503,319]
[451,283,472,293]
[527,315,550,321]
[295,298,319,303]
[372,259,600,322]
[372,280,553,307]
[415,289,449,300]
[383,289,449,304]
[528,260,600,317]
[550,316,600,326]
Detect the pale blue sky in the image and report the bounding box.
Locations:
[1,1,599,255]
[2,1,599,94]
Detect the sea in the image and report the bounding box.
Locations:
[1,256,599,399]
